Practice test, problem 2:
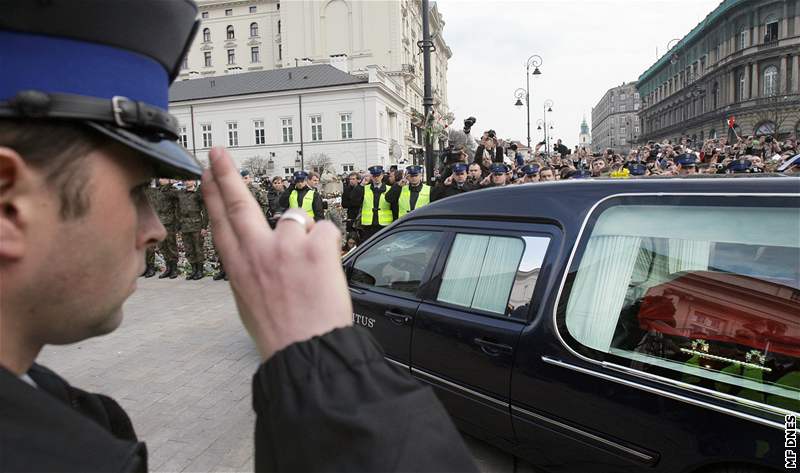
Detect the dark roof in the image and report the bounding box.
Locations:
[169,64,367,102]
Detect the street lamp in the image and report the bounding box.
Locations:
[543,99,554,154]
[513,55,543,151]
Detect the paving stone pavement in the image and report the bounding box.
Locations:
[38,277,537,473]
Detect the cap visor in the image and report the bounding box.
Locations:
[86,122,203,179]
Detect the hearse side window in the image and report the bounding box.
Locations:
[351,231,442,295]
[562,203,800,412]
[437,234,536,316]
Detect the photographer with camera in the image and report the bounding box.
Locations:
[447,116,478,160]
[473,130,505,167]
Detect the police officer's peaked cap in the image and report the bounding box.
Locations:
[240,169,251,177]
[627,163,647,176]
[727,159,753,173]
[675,154,697,166]
[520,164,540,176]
[490,163,509,174]
[0,0,203,178]
[570,169,592,179]
[405,165,423,175]
[293,171,308,181]
[368,165,384,176]
[451,163,468,173]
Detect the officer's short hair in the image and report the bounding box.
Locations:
[0,119,112,219]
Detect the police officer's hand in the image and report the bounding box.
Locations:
[202,147,352,361]
[444,175,453,186]
[360,176,369,186]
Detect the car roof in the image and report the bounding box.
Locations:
[408,175,800,224]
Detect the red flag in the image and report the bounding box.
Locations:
[728,116,736,129]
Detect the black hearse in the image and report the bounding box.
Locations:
[342,176,799,473]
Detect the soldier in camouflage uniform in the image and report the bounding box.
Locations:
[177,180,208,280]
[140,183,159,278]
[213,170,268,281]
[151,179,180,279]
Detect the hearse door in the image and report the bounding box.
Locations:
[411,228,553,445]
[347,229,447,368]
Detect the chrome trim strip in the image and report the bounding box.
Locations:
[541,356,785,430]
[384,357,410,371]
[550,192,800,420]
[411,367,509,409]
[509,404,655,463]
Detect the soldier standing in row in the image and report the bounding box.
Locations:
[154,179,181,279]
[214,170,267,280]
[177,180,208,280]
[141,183,160,278]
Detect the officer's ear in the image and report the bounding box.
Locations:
[0,146,34,260]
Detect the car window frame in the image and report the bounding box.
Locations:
[553,192,800,418]
[418,219,561,324]
[346,226,449,301]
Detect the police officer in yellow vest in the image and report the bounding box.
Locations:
[385,165,431,220]
[350,165,392,242]
[279,170,324,221]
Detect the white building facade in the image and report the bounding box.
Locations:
[169,65,407,176]
[180,0,452,158]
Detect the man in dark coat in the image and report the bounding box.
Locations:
[340,172,361,238]
[0,3,477,472]
[432,163,478,201]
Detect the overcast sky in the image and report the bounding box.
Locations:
[435,0,721,147]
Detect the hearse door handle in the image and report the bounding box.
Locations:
[474,338,513,356]
[348,287,364,295]
[385,310,411,325]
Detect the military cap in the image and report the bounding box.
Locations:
[627,162,647,176]
[0,0,203,178]
[675,154,697,166]
[520,164,540,176]
[777,154,800,172]
[240,169,251,177]
[570,169,593,179]
[293,170,308,181]
[451,163,468,174]
[727,159,753,173]
[490,163,509,175]
[368,165,384,176]
[405,165,423,176]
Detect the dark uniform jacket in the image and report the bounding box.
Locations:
[176,189,207,232]
[340,184,361,222]
[431,181,478,202]
[266,188,286,219]
[278,184,324,221]
[348,183,388,227]
[150,185,179,230]
[1,328,477,472]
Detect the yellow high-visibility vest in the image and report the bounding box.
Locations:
[289,188,315,219]
[398,184,431,218]
[361,185,392,226]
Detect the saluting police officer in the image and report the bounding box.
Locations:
[384,165,431,219]
[349,166,392,242]
[431,163,479,201]
[177,180,208,280]
[279,170,324,221]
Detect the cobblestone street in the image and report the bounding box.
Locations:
[38,277,530,473]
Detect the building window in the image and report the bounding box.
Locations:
[620,104,626,112]
[227,49,236,65]
[634,103,640,111]
[282,118,294,143]
[763,65,778,96]
[178,126,188,148]
[253,120,265,145]
[202,28,211,42]
[342,164,355,173]
[738,28,747,50]
[310,115,323,141]
[251,46,260,63]
[277,20,281,34]
[340,113,353,139]
[201,11,209,19]
[225,8,232,16]
[227,122,239,147]
[737,72,746,101]
[250,22,259,37]
[634,92,640,100]
[204,52,212,67]
[278,44,282,60]
[620,126,626,135]
[764,16,778,42]
[201,124,212,148]
[620,93,626,101]
[249,6,257,13]
[283,167,295,176]
[226,25,235,40]
[634,125,640,134]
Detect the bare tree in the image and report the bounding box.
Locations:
[241,155,271,176]
[306,153,334,174]
[752,93,800,137]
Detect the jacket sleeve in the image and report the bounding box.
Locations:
[494,146,505,163]
[472,145,485,165]
[430,183,446,202]
[252,327,478,473]
[383,184,402,204]
[278,185,293,209]
[312,191,324,221]
[350,184,365,207]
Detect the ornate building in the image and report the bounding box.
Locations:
[179,0,452,160]
[638,0,800,144]
[591,82,641,154]
[578,116,592,151]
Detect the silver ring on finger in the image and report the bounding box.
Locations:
[278,212,308,229]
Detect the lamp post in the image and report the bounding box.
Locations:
[543,99,554,154]
[512,55,542,152]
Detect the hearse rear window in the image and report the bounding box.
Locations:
[561,202,800,412]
